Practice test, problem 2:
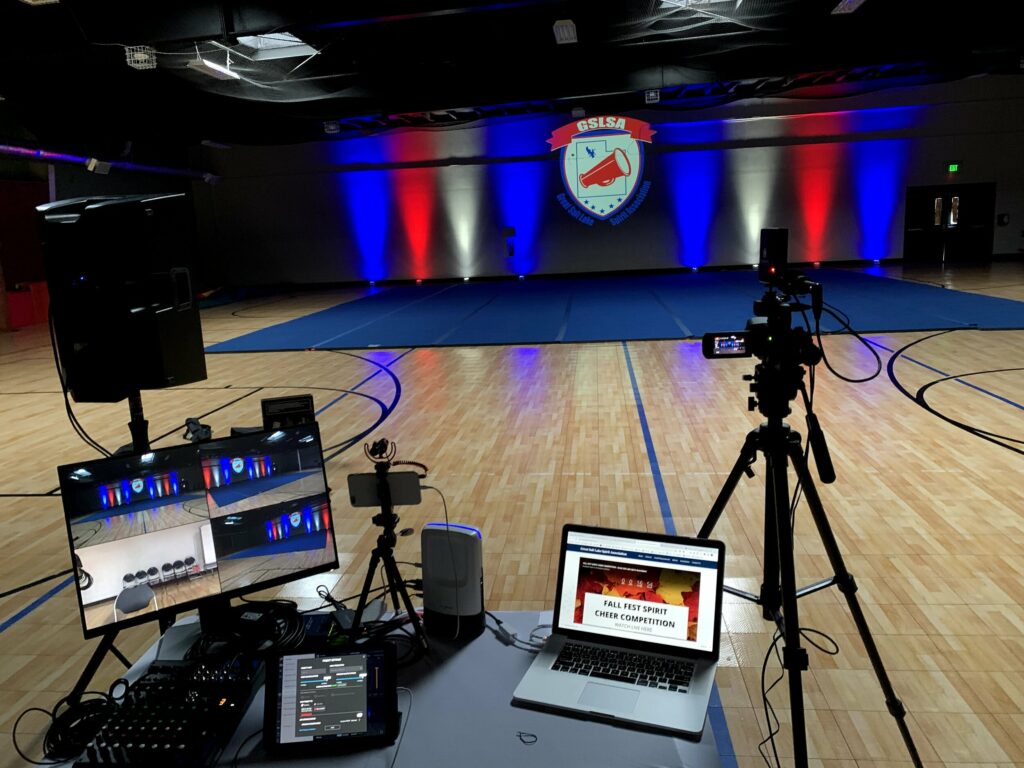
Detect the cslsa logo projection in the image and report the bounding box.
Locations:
[548,115,655,226]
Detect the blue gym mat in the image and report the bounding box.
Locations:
[207,470,319,507]
[206,269,1024,352]
[220,530,329,559]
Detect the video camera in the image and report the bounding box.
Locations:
[701,228,822,367]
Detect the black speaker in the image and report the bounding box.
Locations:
[38,194,207,403]
[758,227,789,285]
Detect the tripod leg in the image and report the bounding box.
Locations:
[382,551,428,649]
[761,461,781,619]
[698,430,759,539]
[767,450,810,767]
[69,631,121,705]
[352,549,384,632]
[788,444,924,768]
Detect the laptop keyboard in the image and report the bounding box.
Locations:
[552,641,694,692]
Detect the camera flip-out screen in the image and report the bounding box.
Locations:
[702,333,752,359]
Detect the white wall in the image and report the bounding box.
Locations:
[78,521,211,605]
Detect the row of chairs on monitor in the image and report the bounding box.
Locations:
[121,557,199,589]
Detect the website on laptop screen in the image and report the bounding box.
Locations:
[557,531,721,653]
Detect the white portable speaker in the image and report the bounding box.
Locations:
[421,522,484,641]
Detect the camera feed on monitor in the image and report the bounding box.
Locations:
[59,424,336,635]
[59,446,220,632]
[199,426,334,595]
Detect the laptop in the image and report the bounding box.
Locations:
[512,524,726,737]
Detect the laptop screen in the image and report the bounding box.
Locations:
[556,529,722,654]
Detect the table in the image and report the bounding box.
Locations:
[134,613,727,767]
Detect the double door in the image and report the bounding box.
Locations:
[903,183,995,263]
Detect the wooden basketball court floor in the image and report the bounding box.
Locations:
[0,262,1022,767]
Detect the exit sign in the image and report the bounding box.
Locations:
[948,163,959,173]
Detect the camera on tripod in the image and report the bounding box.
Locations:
[701,228,821,369]
[694,229,922,768]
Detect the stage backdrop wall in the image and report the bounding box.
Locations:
[195,76,1024,285]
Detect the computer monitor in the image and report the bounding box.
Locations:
[59,423,338,638]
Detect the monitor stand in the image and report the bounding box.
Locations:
[68,631,131,705]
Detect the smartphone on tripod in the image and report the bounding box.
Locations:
[347,471,422,507]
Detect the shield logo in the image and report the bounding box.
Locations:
[549,116,656,222]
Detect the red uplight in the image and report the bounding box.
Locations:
[388,132,435,281]
[794,116,844,263]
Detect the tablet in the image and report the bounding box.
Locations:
[264,645,400,757]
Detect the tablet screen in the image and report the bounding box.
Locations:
[268,647,398,752]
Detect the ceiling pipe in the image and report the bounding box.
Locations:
[0,144,215,183]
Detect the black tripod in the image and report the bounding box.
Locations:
[699,293,922,767]
[351,444,428,650]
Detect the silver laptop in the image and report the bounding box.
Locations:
[512,524,726,737]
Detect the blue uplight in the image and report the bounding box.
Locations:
[487,118,554,276]
[333,138,391,282]
[664,149,724,269]
[853,140,909,262]
[849,105,923,133]
[655,119,729,145]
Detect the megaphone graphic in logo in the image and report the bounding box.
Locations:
[579,148,632,189]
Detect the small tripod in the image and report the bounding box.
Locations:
[700,290,922,767]
[351,440,428,650]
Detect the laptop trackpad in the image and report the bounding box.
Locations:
[578,683,639,713]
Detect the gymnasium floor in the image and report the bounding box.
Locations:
[1,262,1022,767]
[69,492,210,547]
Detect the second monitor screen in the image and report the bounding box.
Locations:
[63,424,336,634]
[202,428,334,593]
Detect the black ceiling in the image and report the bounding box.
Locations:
[0,0,1021,151]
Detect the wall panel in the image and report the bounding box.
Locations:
[195,77,1024,285]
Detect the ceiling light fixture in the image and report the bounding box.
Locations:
[187,49,240,80]
[125,45,157,71]
[831,0,870,13]
[552,19,577,44]
[236,33,317,61]
[659,0,738,8]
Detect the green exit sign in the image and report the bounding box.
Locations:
[948,163,959,173]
